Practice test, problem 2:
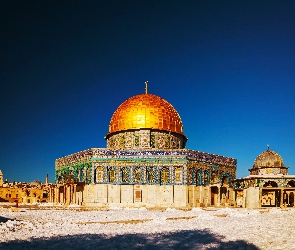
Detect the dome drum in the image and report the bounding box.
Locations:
[106,128,186,150]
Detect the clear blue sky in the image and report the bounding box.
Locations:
[1,1,295,183]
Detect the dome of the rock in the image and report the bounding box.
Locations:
[107,93,184,135]
[253,149,284,168]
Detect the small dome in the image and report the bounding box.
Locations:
[253,149,284,168]
[107,93,184,135]
[31,180,41,186]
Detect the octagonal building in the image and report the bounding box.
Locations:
[54,87,237,208]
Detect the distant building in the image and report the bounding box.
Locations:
[0,171,51,204]
[54,87,237,208]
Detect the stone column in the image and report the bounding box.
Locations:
[50,187,54,203]
[63,186,66,204]
[217,187,221,207]
[246,187,260,209]
[182,164,187,185]
[56,187,59,203]
[281,189,285,208]
[66,185,71,205]
[73,184,77,204]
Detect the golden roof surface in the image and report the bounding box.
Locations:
[108,93,184,135]
[253,149,284,168]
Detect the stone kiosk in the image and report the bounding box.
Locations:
[234,148,295,208]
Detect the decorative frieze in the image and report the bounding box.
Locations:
[106,129,186,150]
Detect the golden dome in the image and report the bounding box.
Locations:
[108,93,184,135]
[254,149,284,168]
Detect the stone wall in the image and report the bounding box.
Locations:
[81,184,217,208]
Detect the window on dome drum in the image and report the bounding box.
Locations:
[134,135,139,147]
[150,135,155,148]
[165,136,170,148]
[120,135,125,148]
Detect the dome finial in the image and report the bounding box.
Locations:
[144,81,148,94]
[267,144,270,150]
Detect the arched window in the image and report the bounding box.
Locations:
[95,166,104,183]
[174,167,182,184]
[287,180,295,187]
[109,167,116,182]
[134,167,142,183]
[85,167,91,184]
[160,168,169,184]
[203,170,210,186]
[75,169,81,182]
[196,170,202,186]
[188,168,194,185]
[147,167,155,184]
[81,168,86,182]
[121,167,129,183]
[263,181,278,187]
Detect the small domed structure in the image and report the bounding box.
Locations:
[249,148,288,175]
[254,149,284,168]
[31,180,41,186]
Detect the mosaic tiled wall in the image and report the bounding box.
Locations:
[55,148,237,186]
[106,129,186,150]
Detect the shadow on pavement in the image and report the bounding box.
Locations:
[0,229,259,249]
[0,216,10,223]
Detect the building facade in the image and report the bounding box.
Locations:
[54,90,237,208]
[0,173,51,204]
